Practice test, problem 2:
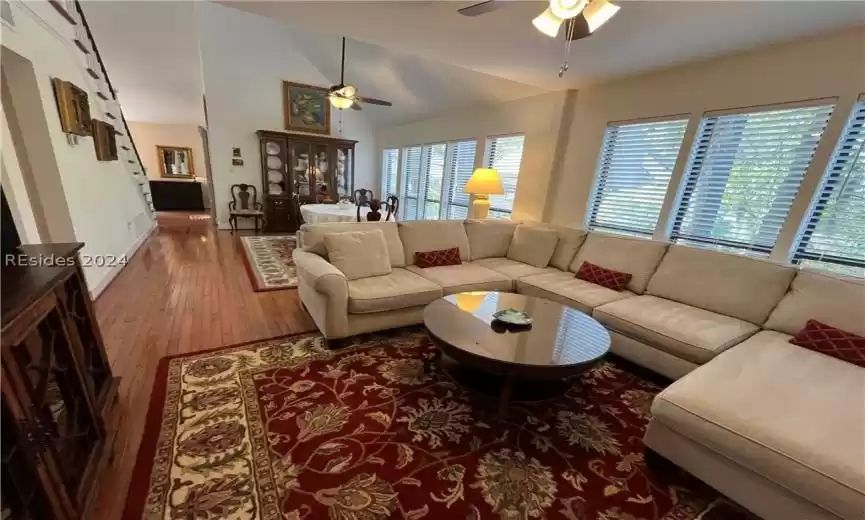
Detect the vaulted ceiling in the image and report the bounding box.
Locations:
[84,1,865,128]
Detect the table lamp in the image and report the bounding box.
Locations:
[464,167,504,219]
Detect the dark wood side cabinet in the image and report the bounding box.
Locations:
[1,243,118,520]
[257,130,357,233]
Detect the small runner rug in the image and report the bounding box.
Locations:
[240,235,298,291]
[123,328,750,520]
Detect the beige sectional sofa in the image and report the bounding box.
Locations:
[293,218,865,520]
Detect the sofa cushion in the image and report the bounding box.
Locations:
[415,247,461,268]
[646,245,795,324]
[517,270,635,314]
[593,295,758,364]
[399,220,471,265]
[465,219,518,260]
[790,319,865,368]
[507,226,559,268]
[299,221,406,267]
[323,230,392,281]
[471,258,551,280]
[652,331,865,519]
[765,268,865,336]
[575,261,632,291]
[406,264,511,295]
[569,232,667,294]
[347,268,442,314]
[521,222,588,271]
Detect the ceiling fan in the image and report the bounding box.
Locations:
[326,37,393,111]
[459,0,620,42]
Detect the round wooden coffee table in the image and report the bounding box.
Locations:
[423,291,610,416]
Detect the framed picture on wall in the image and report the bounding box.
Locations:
[282,81,330,135]
[91,119,118,161]
[51,78,91,136]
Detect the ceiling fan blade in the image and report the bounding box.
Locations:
[458,0,501,17]
[357,96,392,107]
[350,101,362,111]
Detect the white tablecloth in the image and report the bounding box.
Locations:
[301,204,373,224]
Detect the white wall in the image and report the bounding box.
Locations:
[1,0,154,294]
[375,90,572,221]
[196,2,376,229]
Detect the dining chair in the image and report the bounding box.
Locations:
[354,188,374,207]
[228,184,264,233]
[385,195,399,222]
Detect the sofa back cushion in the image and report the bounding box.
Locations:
[465,219,518,260]
[323,230,392,281]
[507,226,559,268]
[398,220,471,265]
[765,269,865,336]
[299,221,406,267]
[522,222,587,271]
[646,245,795,324]
[569,232,668,294]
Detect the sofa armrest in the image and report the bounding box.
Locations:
[293,249,349,338]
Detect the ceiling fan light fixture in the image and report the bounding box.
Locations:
[549,0,587,20]
[583,0,620,33]
[532,8,563,38]
[328,93,353,109]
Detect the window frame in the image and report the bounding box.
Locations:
[483,133,526,218]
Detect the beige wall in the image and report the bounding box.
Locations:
[376,90,573,221]
[550,28,865,231]
[128,121,211,208]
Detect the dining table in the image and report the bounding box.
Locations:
[300,203,384,224]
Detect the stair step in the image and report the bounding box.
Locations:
[49,0,76,25]
[86,68,100,80]
[73,39,90,54]
[96,92,109,100]
[105,112,116,120]
[121,145,130,151]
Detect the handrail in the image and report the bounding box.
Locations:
[73,0,145,175]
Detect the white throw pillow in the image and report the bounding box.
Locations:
[507,226,559,268]
[323,229,392,281]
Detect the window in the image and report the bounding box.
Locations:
[381,148,399,198]
[400,145,422,220]
[444,139,477,219]
[793,100,865,276]
[587,118,688,236]
[422,143,447,219]
[671,103,835,256]
[484,134,526,218]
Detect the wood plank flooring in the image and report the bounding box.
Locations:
[89,212,315,520]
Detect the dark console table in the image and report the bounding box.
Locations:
[149,180,204,211]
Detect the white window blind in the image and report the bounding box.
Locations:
[445,139,477,219]
[422,143,447,219]
[381,148,399,198]
[587,118,688,236]
[671,103,835,256]
[485,135,525,218]
[793,101,865,276]
[401,145,422,220]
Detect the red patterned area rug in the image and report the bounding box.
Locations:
[123,328,750,520]
[239,235,298,291]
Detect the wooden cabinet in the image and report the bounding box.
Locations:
[1,243,118,520]
[257,130,357,233]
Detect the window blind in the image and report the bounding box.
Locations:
[445,139,477,219]
[422,143,447,219]
[485,135,525,218]
[381,148,399,198]
[793,101,865,276]
[587,118,688,236]
[401,145,422,220]
[671,103,835,256]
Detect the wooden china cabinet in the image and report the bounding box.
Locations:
[1,243,118,520]
[257,130,357,233]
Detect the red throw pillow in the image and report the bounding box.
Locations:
[789,320,865,368]
[415,247,461,268]
[575,261,632,291]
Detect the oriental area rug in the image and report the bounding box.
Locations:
[240,235,298,291]
[123,328,750,520]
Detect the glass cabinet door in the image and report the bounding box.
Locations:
[290,141,312,199]
[311,144,334,202]
[263,139,288,197]
[336,147,353,198]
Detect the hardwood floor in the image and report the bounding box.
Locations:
[89,212,315,520]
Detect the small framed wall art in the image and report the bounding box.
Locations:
[91,119,117,161]
[51,78,91,136]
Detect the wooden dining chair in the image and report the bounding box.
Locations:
[384,195,399,221]
[228,183,264,233]
[354,188,374,207]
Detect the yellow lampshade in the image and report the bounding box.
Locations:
[464,168,504,195]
